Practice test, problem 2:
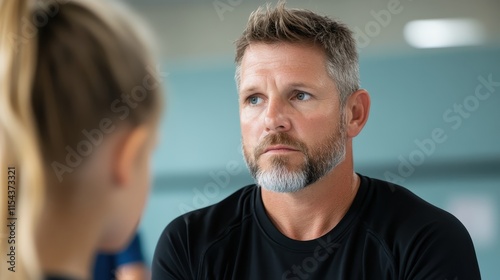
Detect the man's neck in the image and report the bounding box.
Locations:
[260,163,360,241]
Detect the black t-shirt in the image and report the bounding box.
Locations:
[152,174,481,280]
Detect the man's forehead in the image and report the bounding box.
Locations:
[237,42,333,92]
[239,64,330,93]
[242,41,324,59]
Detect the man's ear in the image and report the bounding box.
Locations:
[345,89,370,138]
[113,125,150,187]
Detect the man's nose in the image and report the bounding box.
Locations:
[264,97,291,133]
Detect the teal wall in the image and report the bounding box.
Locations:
[139,47,500,279]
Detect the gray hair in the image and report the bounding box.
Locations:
[234,1,359,106]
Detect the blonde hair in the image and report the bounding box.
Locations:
[0,0,162,279]
[234,1,359,106]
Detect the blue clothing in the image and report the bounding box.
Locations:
[93,234,145,280]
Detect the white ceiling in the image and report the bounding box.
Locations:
[125,0,500,60]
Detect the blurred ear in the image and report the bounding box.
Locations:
[113,125,150,187]
[345,89,370,138]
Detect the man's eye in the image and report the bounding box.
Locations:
[248,96,262,105]
[296,92,311,101]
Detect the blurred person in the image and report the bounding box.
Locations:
[0,0,163,279]
[152,2,480,280]
[94,233,149,280]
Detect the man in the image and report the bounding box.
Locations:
[153,2,481,279]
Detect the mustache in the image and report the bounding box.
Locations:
[254,133,307,158]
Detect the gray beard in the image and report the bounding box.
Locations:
[244,113,346,193]
[254,140,345,193]
[255,162,307,193]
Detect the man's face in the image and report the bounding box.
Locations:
[238,42,347,193]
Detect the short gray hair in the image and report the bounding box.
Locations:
[234,1,359,106]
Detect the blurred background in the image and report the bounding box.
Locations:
[124,0,500,278]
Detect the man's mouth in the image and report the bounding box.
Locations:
[263,145,300,154]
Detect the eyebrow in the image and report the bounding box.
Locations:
[288,82,310,89]
[239,86,258,95]
[239,82,312,94]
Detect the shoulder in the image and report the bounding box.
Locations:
[358,175,472,252]
[152,185,258,279]
[44,276,78,280]
[157,184,256,250]
[359,176,480,278]
[362,176,461,228]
